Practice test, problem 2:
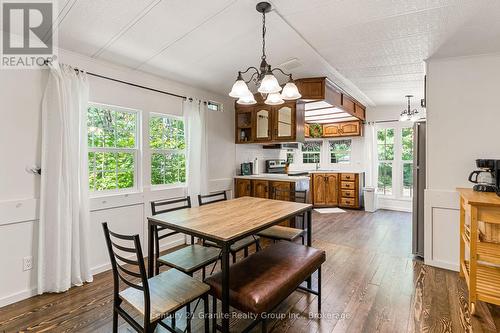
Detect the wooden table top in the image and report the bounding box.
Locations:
[457,188,500,207]
[148,196,312,243]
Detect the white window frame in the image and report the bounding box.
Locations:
[87,102,141,197]
[401,127,414,198]
[375,121,414,200]
[149,113,187,189]
[301,141,322,164]
[329,139,352,164]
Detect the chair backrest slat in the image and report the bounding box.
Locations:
[151,197,191,216]
[117,272,144,291]
[198,191,227,206]
[111,240,137,253]
[117,262,143,278]
[115,252,140,266]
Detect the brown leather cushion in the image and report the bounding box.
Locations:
[205,242,325,314]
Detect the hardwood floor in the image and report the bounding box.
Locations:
[1,209,499,332]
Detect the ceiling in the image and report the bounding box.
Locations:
[52,0,500,107]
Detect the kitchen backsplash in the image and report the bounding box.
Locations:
[235,136,367,174]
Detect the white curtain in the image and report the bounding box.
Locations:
[38,62,93,293]
[184,99,209,201]
[364,122,378,187]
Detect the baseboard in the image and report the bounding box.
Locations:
[424,258,459,272]
[0,287,37,308]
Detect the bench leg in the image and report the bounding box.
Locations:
[204,294,209,333]
[186,302,191,333]
[318,267,322,313]
[212,296,217,332]
[244,246,249,257]
[262,317,267,333]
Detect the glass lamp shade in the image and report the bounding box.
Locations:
[229,79,250,98]
[236,90,257,105]
[264,92,284,105]
[399,113,409,122]
[280,82,301,100]
[258,74,282,94]
[410,112,420,122]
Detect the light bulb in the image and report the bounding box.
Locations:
[229,79,250,98]
[280,82,301,100]
[236,90,257,105]
[264,92,284,105]
[258,74,282,94]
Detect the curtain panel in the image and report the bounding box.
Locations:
[38,62,93,293]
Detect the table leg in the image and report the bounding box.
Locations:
[306,209,312,247]
[221,242,230,333]
[306,209,312,288]
[148,221,154,278]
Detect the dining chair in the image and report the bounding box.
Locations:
[257,189,307,244]
[102,222,210,333]
[198,191,261,263]
[150,197,220,279]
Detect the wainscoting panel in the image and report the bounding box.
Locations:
[424,189,460,271]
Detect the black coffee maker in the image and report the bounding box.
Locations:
[468,159,500,194]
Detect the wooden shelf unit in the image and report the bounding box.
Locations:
[458,188,500,314]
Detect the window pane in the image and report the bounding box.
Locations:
[402,127,414,161]
[87,106,137,149]
[117,171,134,189]
[151,152,186,185]
[377,128,394,161]
[403,163,413,196]
[377,162,392,195]
[150,115,185,150]
[330,139,351,163]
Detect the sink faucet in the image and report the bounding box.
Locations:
[315,162,320,171]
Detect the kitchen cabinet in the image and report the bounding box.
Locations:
[253,180,269,198]
[235,99,304,144]
[235,178,251,197]
[312,172,364,209]
[312,173,338,206]
[323,121,362,138]
[270,181,292,200]
[338,173,362,209]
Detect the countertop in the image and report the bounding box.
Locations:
[234,173,310,182]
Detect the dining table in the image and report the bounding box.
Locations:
[147,196,313,333]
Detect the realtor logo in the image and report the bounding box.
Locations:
[1,0,56,68]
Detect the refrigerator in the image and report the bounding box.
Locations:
[412,120,426,258]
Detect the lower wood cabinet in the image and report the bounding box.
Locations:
[252,180,269,198]
[312,172,363,209]
[312,173,338,206]
[235,178,251,197]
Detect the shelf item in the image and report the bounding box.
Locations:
[458,188,500,315]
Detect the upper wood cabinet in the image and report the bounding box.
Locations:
[235,99,304,144]
[295,77,366,121]
[323,121,362,137]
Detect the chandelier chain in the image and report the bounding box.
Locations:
[261,11,266,60]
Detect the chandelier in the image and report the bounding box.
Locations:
[399,95,420,121]
[228,2,301,105]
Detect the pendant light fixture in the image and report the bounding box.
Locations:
[229,2,301,105]
[400,95,420,121]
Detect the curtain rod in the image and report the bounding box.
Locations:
[43,59,188,100]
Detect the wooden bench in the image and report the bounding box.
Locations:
[205,242,325,333]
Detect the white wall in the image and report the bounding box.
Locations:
[424,53,500,271]
[0,49,235,306]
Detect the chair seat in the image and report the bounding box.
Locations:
[120,269,210,320]
[205,236,259,253]
[158,244,220,273]
[257,225,305,241]
[205,242,325,314]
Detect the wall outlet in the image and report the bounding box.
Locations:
[23,256,33,271]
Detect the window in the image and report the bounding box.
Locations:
[377,128,394,195]
[302,141,321,164]
[149,114,186,186]
[87,104,138,192]
[402,127,414,197]
[207,101,223,112]
[329,139,351,163]
[286,149,294,164]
